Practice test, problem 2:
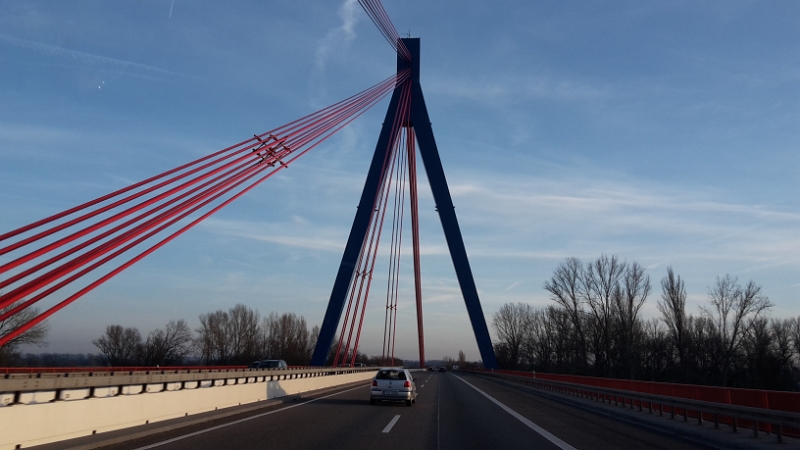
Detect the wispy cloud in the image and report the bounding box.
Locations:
[202,218,345,252]
[0,123,80,158]
[311,0,360,103]
[316,0,360,69]
[447,172,800,229]
[198,163,800,277]
[428,73,609,105]
[201,216,452,256]
[418,168,800,276]
[0,34,177,77]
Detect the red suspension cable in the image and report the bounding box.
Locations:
[357,0,411,62]
[333,79,413,366]
[407,128,425,367]
[0,71,408,347]
[0,78,397,312]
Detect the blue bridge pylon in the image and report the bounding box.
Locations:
[310,38,499,370]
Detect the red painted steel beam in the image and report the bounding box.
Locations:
[407,129,425,368]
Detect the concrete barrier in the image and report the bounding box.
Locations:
[0,369,375,449]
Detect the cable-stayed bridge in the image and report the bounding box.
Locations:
[1,2,797,449]
[0,2,494,371]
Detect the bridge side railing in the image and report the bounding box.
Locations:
[0,365,248,375]
[0,366,377,406]
[477,371,800,444]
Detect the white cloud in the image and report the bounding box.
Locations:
[422,168,800,277]
[311,0,361,103]
[448,172,800,228]
[201,218,345,252]
[201,216,453,257]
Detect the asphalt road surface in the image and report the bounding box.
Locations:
[85,372,721,450]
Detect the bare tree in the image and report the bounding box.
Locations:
[583,254,626,376]
[197,310,232,364]
[197,305,262,365]
[544,258,588,369]
[685,315,718,383]
[458,350,467,368]
[309,325,320,362]
[548,306,576,372]
[618,262,651,329]
[491,303,532,369]
[702,275,772,386]
[788,317,800,362]
[523,306,562,371]
[771,318,795,370]
[658,267,688,379]
[0,301,49,365]
[93,325,142,366]
[138,320,194,366]
[639,318,669,379]
[614,261,651,378]
[228,304,261,363]
[263,312,313,365]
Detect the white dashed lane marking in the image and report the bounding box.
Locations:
[382,415,401,433]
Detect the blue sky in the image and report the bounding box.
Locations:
[1,1,798,361]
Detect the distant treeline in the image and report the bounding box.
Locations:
[90,304,319,367]
[1,300,427,368]
[88,304,410,367]
[492,255,800,391]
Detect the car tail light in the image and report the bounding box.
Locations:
[404,381,411,388]
[372,380,378,386]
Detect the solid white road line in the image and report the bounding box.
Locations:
[132,384,367,450]
[382,415,401,433]
[451,374,577,450]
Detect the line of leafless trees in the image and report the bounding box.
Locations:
[93,304,319,366]
[93,320,194,366]
[492,255,800,391]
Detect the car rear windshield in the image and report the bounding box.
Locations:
[376,370,406,380]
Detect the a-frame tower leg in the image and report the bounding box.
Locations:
[405,39,499,369]
[311,38,499,369]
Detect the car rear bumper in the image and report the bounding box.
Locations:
[370,389,414,401]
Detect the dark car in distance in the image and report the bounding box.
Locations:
[249,359,288,369]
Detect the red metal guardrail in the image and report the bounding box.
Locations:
[488,370,800,436]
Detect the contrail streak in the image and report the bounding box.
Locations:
[0,34,176,76]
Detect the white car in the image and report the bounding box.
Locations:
[370,368,417,406]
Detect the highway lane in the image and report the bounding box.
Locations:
[449,373,713,450]
[91,372,717,450]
